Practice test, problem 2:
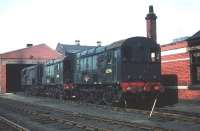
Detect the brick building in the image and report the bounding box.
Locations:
[0,44,63,93]
[161,31,200,100]
[145,6,200,100]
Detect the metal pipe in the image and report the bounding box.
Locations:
[149,97,158,118]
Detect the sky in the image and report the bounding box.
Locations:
[0,0,199,53]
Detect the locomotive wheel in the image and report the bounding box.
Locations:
[24,87,31,96]
[88,91,95,103]
[95,90,104,105]
[102,92,126,106]
[102,90,113,105]
[119,93,127,108]
[101,86,124,106]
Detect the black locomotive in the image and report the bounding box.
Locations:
[21,37,163,106]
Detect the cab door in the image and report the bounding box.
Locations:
[113,49,121,82]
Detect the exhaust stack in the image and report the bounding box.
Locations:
[145,5,157,42]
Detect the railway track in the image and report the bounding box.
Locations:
[0,98,172,131]
[105,105,200,124]
[64,100,200,124]
[154,108,200,124]
[0,115,29,131]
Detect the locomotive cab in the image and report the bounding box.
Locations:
[121,38,161,84]
[119,37,163,106]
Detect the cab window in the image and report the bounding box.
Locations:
[150,48,160,62]
[151,51,156,62]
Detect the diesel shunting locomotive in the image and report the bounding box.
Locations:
[21,37,164,106]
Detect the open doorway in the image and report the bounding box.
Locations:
[6,64,33,92]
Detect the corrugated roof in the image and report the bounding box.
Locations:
[56,43,96,55]
[0,44,63,59]
[106,39,126,50]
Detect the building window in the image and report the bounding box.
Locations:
[192,53,200,64]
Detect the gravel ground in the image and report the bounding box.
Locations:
[0,118,17,131]
[1,93,200,131]
[160,99,200,113]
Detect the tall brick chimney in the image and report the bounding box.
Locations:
[145,5,157,42]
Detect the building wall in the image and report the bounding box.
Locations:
[0,59,49,93]
[178,89,200,100]
[161,41,200,100]
[0,44,64,93]
[162,54,191,86]
[0,64,6,93]
[1,44,62,59]
[161,41,188,51]
[161,41,191,86]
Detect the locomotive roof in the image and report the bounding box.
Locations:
[108,36,157,49]
[187,30,200,41]
[106,39,126,50]
[76,37,157,57]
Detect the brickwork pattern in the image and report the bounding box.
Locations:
[161,41,188,51]
[162,60,191,86]
[178,89,200,100]
[0,65,6,93]
[161,40,200,100]
[162,53,189,61]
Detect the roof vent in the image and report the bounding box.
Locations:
[27,44,33,47]
[97,41,101,46]
[75,40,80,46]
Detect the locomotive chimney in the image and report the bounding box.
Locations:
[145,5,157,42]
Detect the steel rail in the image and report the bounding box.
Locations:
[0,115,30,131]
